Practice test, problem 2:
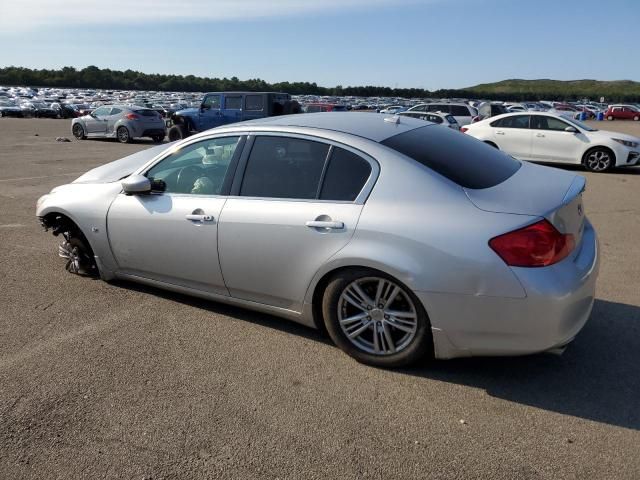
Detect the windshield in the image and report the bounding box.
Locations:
[564,116,598,131]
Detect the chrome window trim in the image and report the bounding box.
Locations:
[234,131,380,205]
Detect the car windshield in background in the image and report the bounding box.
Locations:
[381,125,521,189]
[134,109,157,116]
[564,116,598,132]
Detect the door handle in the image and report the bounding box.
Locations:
[186,214,214,222]
[305,220,344,229]
[495,131,505,135]
[536,133,545,137]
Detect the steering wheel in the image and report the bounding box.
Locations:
[176,165,203,193]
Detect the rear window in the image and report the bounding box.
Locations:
[134,109,157,117]
[380,126,521,189]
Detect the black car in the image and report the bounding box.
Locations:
[0,101,23,118]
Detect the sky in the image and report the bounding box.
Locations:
[1,0,638,90]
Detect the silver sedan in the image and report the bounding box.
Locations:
[37,113,599,367]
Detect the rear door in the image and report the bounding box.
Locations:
[218,134,376,312]
[222,95,243,125]
[530,115,584,164]
[491,115,533,160]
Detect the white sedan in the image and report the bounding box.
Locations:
[462,112,640,172]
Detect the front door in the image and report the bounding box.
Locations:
[530,115,586,163]
[198,94,223,131]
[218,135,374,312]
[107,135,243,294]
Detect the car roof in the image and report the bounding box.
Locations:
[241,112,436,142]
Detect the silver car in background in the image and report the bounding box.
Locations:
[71,105,166,143]
[37,113,598,367]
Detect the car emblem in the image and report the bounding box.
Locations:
[577,204,583,216]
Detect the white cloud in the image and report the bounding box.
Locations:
[2,0,422,33]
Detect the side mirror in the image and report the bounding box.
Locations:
[565,126,578,133]
[122,174,151,195]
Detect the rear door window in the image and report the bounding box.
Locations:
[381,126,521,189]
[492,115,530,129]
[450,105,471,116]
[225,96,242,110]
[240,136,329,199]
[319,148,372,201]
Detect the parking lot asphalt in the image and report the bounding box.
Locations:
[1,118,639,479]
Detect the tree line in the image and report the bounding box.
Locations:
[1,66,639,102]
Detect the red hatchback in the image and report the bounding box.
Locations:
[605,105,640,121]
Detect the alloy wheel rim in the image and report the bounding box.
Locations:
[587,150,610,171]
[73,125,83,137]
[338,277,418,356]
[58,242,82,274]
[118,129,128,142]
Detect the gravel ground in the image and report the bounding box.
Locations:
[1,118,639,479]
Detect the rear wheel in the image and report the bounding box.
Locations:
[116,126,131,143]
[634,116,639,121]
[72,123,85,139]
[607,115,614,121]
[322,269,433,368]
[583,147,614,172]
[168,124,187,142]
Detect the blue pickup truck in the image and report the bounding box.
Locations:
[167,91,300,141]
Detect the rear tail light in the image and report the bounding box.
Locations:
[460,127,469,133]
[125,113,140,120]
[489,219,575,267]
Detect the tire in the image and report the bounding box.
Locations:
[607,115,614,121]
[72,123,86,140]
[583,147,614,172]
[116,126,131,143]
[168,124,187,142]
[151,134,165,143]
[322,268,433,368]
[58,232,97,276]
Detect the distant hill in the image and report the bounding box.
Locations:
[461,79,640,101]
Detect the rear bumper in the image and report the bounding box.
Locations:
[417,219,599,359]
[129,123,166,138]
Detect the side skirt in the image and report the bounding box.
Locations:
[114,272,317,329]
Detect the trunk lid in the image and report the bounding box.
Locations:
[465,161,586,249]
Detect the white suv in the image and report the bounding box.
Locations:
[407,102,478,126]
